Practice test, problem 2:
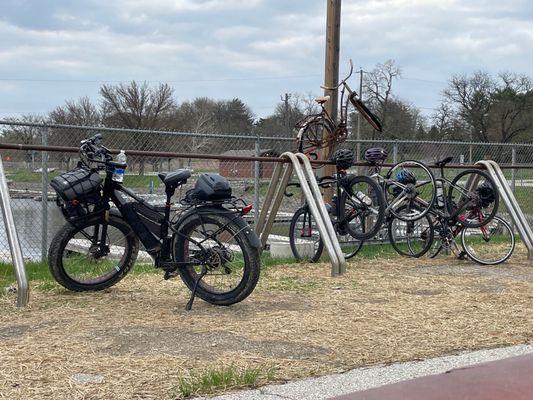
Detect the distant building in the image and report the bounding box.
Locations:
[219,149,279,178]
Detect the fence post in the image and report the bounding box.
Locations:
[469,144,473,164]
[393,141,398,164]
[254,134,260,227]
[511,147,516,233]
[41,128,49,262]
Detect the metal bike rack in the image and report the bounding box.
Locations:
[477,160,533,260]
[255,152,346,276]
[0,155,29,307]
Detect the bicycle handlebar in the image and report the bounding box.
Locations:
[321,59,354,91]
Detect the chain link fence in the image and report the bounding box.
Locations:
[0,120,532,262]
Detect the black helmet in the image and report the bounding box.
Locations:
[365,147,388,164]
[476,181,496,208]
[396,169,416,185]
[332,148,355,169]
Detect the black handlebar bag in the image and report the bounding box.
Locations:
[50,168,103,202]
[51,168,103,220]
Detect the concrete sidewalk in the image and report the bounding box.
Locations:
[199,344,533,400]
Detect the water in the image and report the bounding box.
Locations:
[0,200,65,262]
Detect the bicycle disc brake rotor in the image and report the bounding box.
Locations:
[203,245,234,272]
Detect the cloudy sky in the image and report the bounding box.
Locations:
[1,0,533,120]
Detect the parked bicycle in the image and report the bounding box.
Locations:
[294,59,382,161]
[48,134,261,310]
[364,147,438,222]
[287,149,385,262]
[387,157,511,265]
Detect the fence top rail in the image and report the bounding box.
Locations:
[1,142,533,169]
[1,120,533,148]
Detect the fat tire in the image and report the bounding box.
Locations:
[174,212,260,306]
[48,215,139,291]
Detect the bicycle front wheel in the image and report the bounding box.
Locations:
[384,160,437,222]
[388,206,434,258]
[48,214,139,291]
[461,216,515,265]
[289,206,324,262]
[173,211,260,306]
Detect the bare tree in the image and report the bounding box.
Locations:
[363,59,401,137]
[1,115,44,168]
[443,72,495,142]
[100,81,176,174]
[48,97,102,169]
[488,72,533,143]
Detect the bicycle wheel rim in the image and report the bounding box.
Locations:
[341,176,385,240]
[177,215,248,295]
[388,208,434,257]
[461,216,515,265]
[384,160,436,222]
[448,169,499,228]
[290,208,322,261]
[61,220,130,285]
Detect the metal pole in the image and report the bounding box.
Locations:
[254,135,261,227]
[393,141,398,164]
[469,144,473,164]
[511,147,516,194]
[323,0,342,202]
[511,147,516,233]
[41,128,48,262]
[356,68,363,172]
[0,155,29,307]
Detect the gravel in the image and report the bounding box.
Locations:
[199,344,533,400]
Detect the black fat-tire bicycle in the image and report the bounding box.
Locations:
[48,134,261,309]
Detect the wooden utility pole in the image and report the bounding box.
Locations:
[323,0,341,200]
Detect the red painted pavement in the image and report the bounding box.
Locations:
[331,353,533,400]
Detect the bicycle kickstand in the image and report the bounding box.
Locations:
[185,265,208,311]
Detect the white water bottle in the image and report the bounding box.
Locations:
[112,150,127,182]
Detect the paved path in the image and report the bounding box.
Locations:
[199,344,533,400]
[333,352,533,400]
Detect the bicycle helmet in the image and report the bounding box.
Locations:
[476,181,496,208]
[396,169,417,185]
[331,148,355,170]
[364,147,388,164]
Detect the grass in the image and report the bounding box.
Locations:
[0,253,306,290]
[0,260,158,290]
[6,169,162,188]
[175,365,274,399]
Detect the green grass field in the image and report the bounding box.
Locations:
[6,169,162,188]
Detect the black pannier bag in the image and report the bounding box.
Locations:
[191,173,232,201]
[51,168,103,219]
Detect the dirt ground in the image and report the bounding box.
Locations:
[1,246,532,399]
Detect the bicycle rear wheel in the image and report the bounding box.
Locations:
[447,169,499,228]
[339,175,385,240]
[461,216,515,265]
[173,211,260,306]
